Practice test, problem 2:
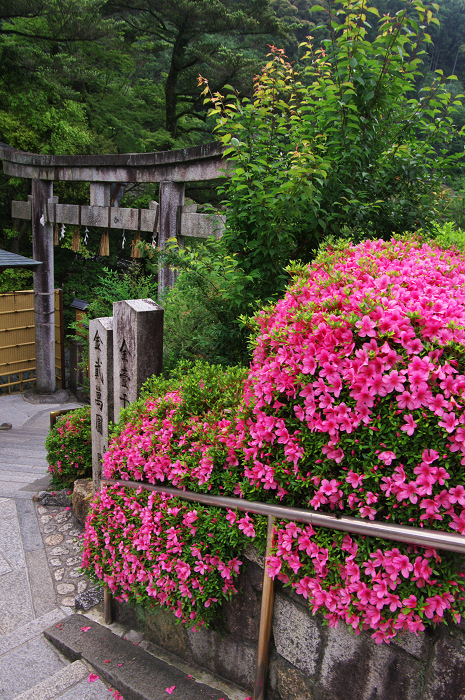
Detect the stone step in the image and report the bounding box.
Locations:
[0,631,67,699]
[0,488,43,499]
[0,472,47,484]
[0,445,48,456]
[45,614,237,700]
[12,659,110,700]
[0,455,47,464]
[0,428,47,447]
[0,609,66,658]
[0,463,48,473]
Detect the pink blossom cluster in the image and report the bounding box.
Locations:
[242,239,465,506]
[266,522,463,643]
[236,237,465,640]
[83,484,254,626]
[46,407,91,483]
[84,238,465,642]
[102,390,241,492]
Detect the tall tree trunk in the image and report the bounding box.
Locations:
[452,46,460,76]
[165,30,187,137]
[165,63,178,137]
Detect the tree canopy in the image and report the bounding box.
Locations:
[1,0,465,299]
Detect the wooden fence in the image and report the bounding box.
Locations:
[0,289,65,393]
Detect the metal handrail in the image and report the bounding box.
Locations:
[100,477,465,700]
[101,478,465,554]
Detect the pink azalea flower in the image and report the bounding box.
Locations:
[88,674,99,683]
[346,471,364,488]
[421,449,440,464]
[450,510,465,534]
[378,451,396,465]
[383,371,406,393]
[355,315,377,338]
[165,686,175,695]
[397,481,421,504]
[402,594,417,608]
[267,556,282,578]
[400,414,417,435]
[438,412,459,433]
[359,505,377,520]
[396,391,415,410]
[449,485,465,506]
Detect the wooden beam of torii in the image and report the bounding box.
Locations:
[11,196,225,239]
[0,141,227,395]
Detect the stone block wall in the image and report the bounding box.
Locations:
[112,550,465,700]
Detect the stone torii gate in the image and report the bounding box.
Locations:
[0,142,225,396]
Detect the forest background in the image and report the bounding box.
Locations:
[2,0,465,369]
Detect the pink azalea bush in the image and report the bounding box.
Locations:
[46,406,92,487]
[83,363,264,627]
[101,362,247,496]
[238,236,465,642]
[84,237,465,642]
[83,485,254,626]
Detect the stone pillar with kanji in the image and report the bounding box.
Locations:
[89,317,114,492]
[113,299,164,420]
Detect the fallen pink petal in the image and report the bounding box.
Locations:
[88,673,99,683]
[81,626,92,632]
[165,686,175,695]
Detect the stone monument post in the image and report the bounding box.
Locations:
[89,317,114,492]
[113,299,164,420]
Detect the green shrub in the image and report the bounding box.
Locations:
[45,406,92,487]
[160,239,256,370]
[430,221,465,252]
[202,0,464,305]
[0,268,33,293]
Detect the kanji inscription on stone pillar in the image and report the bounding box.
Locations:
[113,299,164,420]
[89,316,114,492]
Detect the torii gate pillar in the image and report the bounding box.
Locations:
[158,180,185,296]
[31,179,56,394]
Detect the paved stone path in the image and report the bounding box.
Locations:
[36,502,91,611]
[0,393,111,699]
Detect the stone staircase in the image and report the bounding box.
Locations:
[0,609,110,700]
